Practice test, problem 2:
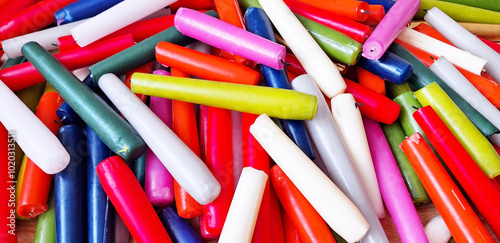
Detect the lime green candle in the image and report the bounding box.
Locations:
[131,73,317,120]
[416,0,500,24]
[34,193,55,243]
[296,15,362,66]
[438,0,500,12]
[414,82,500,178]
[381,122,429,206]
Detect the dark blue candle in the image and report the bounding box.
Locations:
[158,207,204,243]
[86,125,112,243]
[357,52,413,85]
[363,0,396,13]
[244,7,315,160]
[55,125,87,243]
[55,0,124,25]
[103,198,115,243]
[56,102,85,125]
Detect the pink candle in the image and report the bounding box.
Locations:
[363,0,420,59]
[174,7,286,70]
[363,117,429,243]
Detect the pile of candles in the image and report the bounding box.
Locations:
[1,0,500,242]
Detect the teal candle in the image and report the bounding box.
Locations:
[133,152,146,188]
[21,42,146,161]
[380,122,429,206]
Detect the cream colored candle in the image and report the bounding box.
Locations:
[250,114,369,243]
[425,215,452,243]
[330,93,385,218]
[218,167,268,243]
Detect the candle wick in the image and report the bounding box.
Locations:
[51,43,58,47]
[412,106,419,110]
[280,59,291,66]
[54,119,64,124]
[360,9,371,14]
[72,40,77,44]
[355,102,364,108]
[423,9,429,12]
[429,56,435,61]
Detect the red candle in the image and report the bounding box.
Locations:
[16,89,63,218]
[281,209,303,243]
[414,106,500,239]
[1,34,135,91]
[270,165,336,243]
[169,0,215,13]
[155,41,259,85]
[361,5,385,27]
[293,0,370,22]
[0,0,38,25]
[0,0,78,40]
[269,184,286,243]
[203,107,234,235]
[171,68,203,218]
[344,78,400,124]
[97,156,172,243]
[356,66,386,95]
[285,53,307,76]
[0,124,16,243]
[480,37,500,55]
[284,0,372,43]
[413,23,454,46]
[400,133,495,243]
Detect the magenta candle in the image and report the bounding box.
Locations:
[363,0,420,59]
[174,7,286,70]
[363,117,428,243]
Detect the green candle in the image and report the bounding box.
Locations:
[238,0,261,9]
[34,193,55,243]
[22,42,146,161]
[437,0,500,12]
[381,122,429,206]
[414,82,500,178]
[386,82,412,99]
[393,92,424,137]
[389,42,498,137]
[131,73,317,120]
[295,15,362,66]
[416,0,500,24]
[89,11,218,84]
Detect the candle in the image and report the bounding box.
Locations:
[56,102,84,126]
[330,93,385,218]
[249,113,369,243]
[258,0,346,98]
[71,0,176,47]
[400,133,495,243]
[270,165,336,243]
[89,10,218,83]
[269,185,286,243]
[415,82,500,178]
[54,125,87,243]
[380,122,429,205]
[413,23,454,45]
[244,7,315,159]
[424,216,452,243]
[281,209,302,243]
[389,42,499,137]
[145,96,175,207]
[155,41,259,85]
[362,5,385,26]
[363,0,420,60]
[86,126,112,243]
[1,20,83,58]
[0,124,15,243]
[344,78,401,124]
[417,0,500,24]
[357,52,413,85]
[99,73,220,204]
[293,0,370,22]
[393,92,427,137]
[173,8,285,70]
[158,207,204,243]
[356,67,386,95]
[22,42,146,162]
[396,27,487,75]
[364,0,396,12]
[97,156,172,243]
[386,82,412,99]
[0,1,39,25]
[131,73,318,120]
[435,0,500,12]
[54,0,123,25]
[169,0,214,12]
[34,194,55,243]
[219,167,268,243]
[430,56,500,132]
[0,79,69,174]
[363,117,429,243]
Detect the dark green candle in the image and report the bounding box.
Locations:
[34,193,56,243]
[381,122,430,206]
[296,15,362,66]
[388,42,498,137]
[386,82,412,99]
[22,42,146,161]
[89,11,218,84]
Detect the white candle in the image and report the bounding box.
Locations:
[396,27,487,75]
[258,0,346,98]
[218,167,267,243]
[424,7,500,83]
[430,56,500,131]
[0,80,69,174]
[424,215,452,243]
[330,93,385,218]
[98,73,220,205]
[2,20,83,58]
[290,74,388,243]
[71,0,177,47]
[249,113,369,243]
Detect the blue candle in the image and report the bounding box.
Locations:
[103,198,115,243]
[55,0,124,25]
[244,7,315,160]
[86,125,112,243]
[364,0,396,13]
[55,125,87,243]
[56,102,84,125]
[158,207,204,243]
[357,52,413,85]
